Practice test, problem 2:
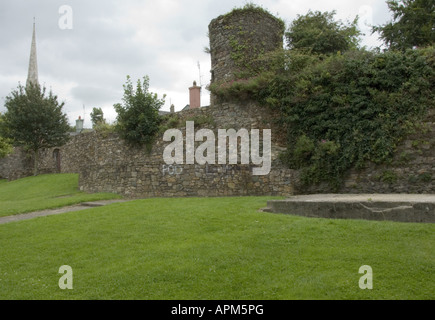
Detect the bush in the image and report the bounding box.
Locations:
[262,47,435,189]
[208,71,274,102]
[94,122,116,138]
[158,114,181,134]
[207,44,435,190]
[114,76,165,147]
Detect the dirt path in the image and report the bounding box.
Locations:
[0,200,128,225]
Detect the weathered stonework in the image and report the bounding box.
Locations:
[265,194,435,223]
[208,8,284,105]
[0,102,294,198]
[74,102,293,198]
[293,109,435,195]
[0,102,433,197]
[0,147,34,180]
[76,131,293,198]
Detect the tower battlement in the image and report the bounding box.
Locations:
[208,6,284,105]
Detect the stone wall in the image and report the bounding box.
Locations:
[294,109,435,194]
[0,133,92,180]
[76,131,293,198]
[76,102,293,198]
[0,102,294,198]
[0,147,33,180]
[0,102,433,197]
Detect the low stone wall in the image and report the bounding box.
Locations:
[76,131,293,198]
[265,194,435,223]
[0,147,33,180]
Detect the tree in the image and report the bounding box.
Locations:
[90,107,105,128]
[373,0,435,50]
[114,75,165,147]
[286,10,361,54]
[2,83,70,175]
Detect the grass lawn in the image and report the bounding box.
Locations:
[0,193,433,299]
[0,174,121,217]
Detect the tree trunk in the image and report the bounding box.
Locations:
[33,149,39,176]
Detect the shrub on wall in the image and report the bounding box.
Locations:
[208,4,434,190]
[285,10,361,55]
[208,71,274,102]
[114,75,165,148]
[0,114,13,158]
[264,47,435,189]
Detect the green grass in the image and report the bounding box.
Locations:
[0,196,433,300]
[0,174,121,217]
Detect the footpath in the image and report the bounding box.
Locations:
[0,200,128,225]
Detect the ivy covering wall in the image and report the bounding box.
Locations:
[209,45,435,189]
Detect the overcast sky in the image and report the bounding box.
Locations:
[0,0,391,127]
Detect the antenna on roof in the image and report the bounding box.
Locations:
[197,61,203,100]
[198,61,205,87]
[83,104,86,125]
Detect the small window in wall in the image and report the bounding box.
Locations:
[53,149,61,172]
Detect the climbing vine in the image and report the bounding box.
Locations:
[222,3,285,77]
[263,47,435,190]
[210,47,435,190]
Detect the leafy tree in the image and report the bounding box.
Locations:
[286,10,361,54]
[2,83,70,175]
[373,0,435,50]
[90,107,105,128]
[114,75,165,147]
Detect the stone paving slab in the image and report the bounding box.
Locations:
[0,200,128,225]
[264,194,435,223]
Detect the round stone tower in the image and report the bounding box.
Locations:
[208,6,285,105]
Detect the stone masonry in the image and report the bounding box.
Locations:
[208,8,284,105]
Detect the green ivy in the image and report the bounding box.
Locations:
[261,47,435,190]
[208,71,274,102]
[219,3,285,79]
[221,3,285,31]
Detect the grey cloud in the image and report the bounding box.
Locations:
[1,0,392,122]
[70,85,119,105]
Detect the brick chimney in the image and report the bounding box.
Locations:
[76,116,84,133]
[189,81,201,109]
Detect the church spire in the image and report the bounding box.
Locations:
[26,18,39,88]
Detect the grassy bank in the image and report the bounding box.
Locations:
[0,196,433,300]
[0,174,121,217]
